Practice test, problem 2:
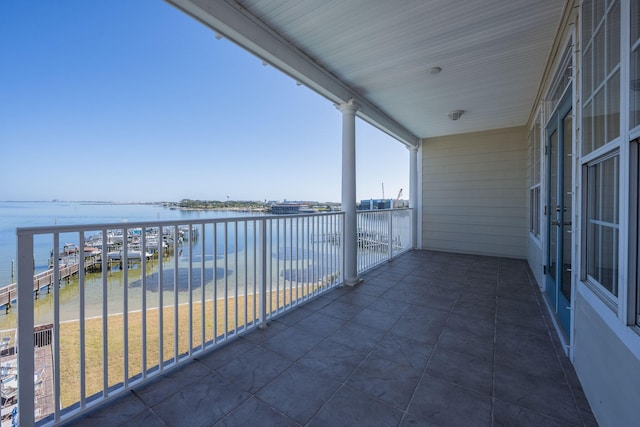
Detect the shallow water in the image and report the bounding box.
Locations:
[0,203,343,330]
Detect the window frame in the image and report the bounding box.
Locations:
[630,0,640,134]
[631,140,640,327]
[581,149,620,310]
[581,0,622,157]
[528,113,542,241]
[529,185,541,238]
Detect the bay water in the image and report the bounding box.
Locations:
[0,201,256,286]
[0,201,271,329]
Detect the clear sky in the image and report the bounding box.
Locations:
[0,0,409,204]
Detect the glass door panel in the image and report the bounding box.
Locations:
[546,130,559,306]
[562,112,573,301]
[557,108,573,335]
[546,92,573,340]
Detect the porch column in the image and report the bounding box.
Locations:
[338,99,361,286]
[409,144,419,248]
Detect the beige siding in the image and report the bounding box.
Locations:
[421,126,527,258]
[574,292,640,427]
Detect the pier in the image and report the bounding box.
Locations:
[0,250,158,313]
[0,258,98,313]
[357,229,403,252]
[0,228,186,313]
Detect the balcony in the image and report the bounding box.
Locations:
[59,250,595,426]
[10,210,418,425]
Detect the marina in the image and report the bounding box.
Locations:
[0,225,190,314]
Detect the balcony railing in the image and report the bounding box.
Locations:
[356,208,413,273]
[10,209,411,425]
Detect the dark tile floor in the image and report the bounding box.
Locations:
[65,250,598,426]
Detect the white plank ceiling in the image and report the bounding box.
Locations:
[170,0,567,143]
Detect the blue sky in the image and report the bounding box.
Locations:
[0,1,409,204]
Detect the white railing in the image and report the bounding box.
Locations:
[356,208,413,273]
[13,209,413,425]
[15,212,344,426]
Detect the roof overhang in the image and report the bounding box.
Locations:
[166,0,567,148]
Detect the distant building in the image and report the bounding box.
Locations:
[270,203,316,214]
[358,199,391,210]
[358,199,408,210]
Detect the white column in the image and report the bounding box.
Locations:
[409,144,419,249]
[338,99,361,286]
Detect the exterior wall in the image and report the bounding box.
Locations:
[526,238,544,289]
[573,290,640,427]
[421,126,527,258]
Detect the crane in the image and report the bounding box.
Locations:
[393,188,404,208]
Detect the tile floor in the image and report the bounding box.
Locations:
[64,250,598,426]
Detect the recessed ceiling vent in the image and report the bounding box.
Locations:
[448,110,464,120]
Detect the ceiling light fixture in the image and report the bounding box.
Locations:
[448,110,464,120]
[427,66,442,75]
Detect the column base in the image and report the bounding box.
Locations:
[344,276,363,287]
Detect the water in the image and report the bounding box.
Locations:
[0,201,255,286]
[0,201,344,330]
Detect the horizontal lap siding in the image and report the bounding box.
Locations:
[421,126,527,258]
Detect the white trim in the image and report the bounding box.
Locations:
[541,292,571,357]
[540,26,577,352]
[618,0,631,326]
[580,137,623,164]
[528,185,542,242]
[582,149,622,308]
[528,233,543,250]
[543,32,575,128]
[528,105,544,247]
[416,143,423,250]
[629,140,639,326]
[574,3,584,360]
[569,27,578,357]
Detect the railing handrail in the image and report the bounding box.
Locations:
[15,211,345,236]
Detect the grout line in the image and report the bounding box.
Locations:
[490,257,501,427]
[398,254,475,425]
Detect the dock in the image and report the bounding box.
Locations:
[0,255,102,313]
[0,245,179,313]
[357,229,403,252]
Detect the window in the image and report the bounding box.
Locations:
[631,0,640,130]
[530,186,541,237]
[528,116,541,238]
[585,152,619,299]
[582,0,621,154]
[581,0,623,310]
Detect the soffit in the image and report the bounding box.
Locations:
[171,0,567,142]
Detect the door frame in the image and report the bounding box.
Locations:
[545,90,573,341]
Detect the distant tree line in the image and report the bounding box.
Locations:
[176,199,266,209]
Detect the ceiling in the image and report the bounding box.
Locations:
[167,0,568,147]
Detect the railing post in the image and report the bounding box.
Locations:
[17,230,35,427]
[388,210,393,261]
[409,145,419,249]
[259,218,268,329]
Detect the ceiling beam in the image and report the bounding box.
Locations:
[166,0,421,148]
